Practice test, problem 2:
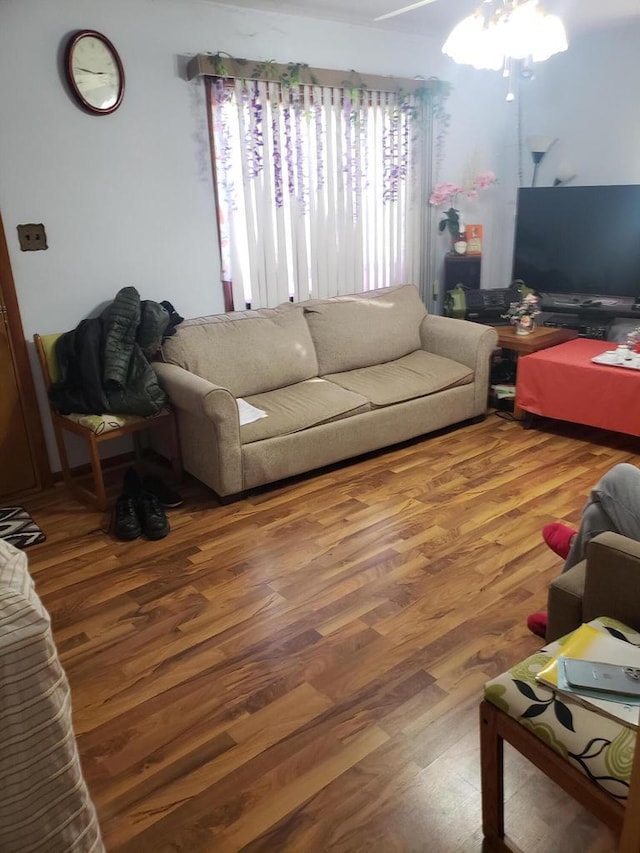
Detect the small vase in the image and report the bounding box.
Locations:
[515,317,535,336]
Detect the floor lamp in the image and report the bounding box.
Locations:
[527,135,557,186]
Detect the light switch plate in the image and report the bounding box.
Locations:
[17,223,48,251]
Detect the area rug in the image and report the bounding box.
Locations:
[0,507,46,549]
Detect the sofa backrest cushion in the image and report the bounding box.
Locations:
[159,306,319,397]
[302,284,427,375]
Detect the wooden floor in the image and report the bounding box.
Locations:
[18,412,640,852]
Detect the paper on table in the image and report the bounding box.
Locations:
[236,398,268,426]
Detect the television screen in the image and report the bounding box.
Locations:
[512,185,640,301]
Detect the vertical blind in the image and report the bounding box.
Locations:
[209,77,431,310]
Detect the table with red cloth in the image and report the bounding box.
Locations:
[516,337,640,437]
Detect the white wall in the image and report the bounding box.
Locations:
[519,23,640,189]
[3,0,637,472]
[494,21,640,292]
[0,0,509,470]
[0,0,510,335]
[430,62,515,298]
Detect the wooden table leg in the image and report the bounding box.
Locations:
[512,399,525,421]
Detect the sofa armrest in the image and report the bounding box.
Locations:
[153,362,244,496]
[420,315,497,417]
[582,532,640,632]
[153,362,239,426]
[547,561,587,642]
[420,315,498,368]
[547,532,640,641]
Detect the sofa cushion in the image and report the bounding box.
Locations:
[303,284,427,375]
[159,307,318,397]
[240,379,370,443]
[323,350,473,407]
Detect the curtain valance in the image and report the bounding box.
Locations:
[186,53,443,97]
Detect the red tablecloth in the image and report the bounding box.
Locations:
[517,338,640,436]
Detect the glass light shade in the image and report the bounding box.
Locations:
[442,0,568,70]
[442,12,504,71]
[530,12,568,61]
[554,160,577,184]
[527,134,556,155]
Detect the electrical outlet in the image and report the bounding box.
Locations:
[17,223,48,251]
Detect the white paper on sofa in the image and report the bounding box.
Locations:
[237,398,268,425]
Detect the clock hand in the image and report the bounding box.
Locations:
[74,67,110,76]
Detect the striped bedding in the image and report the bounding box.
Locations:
[0,539,103,853]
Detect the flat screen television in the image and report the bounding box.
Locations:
[512,185,640,304]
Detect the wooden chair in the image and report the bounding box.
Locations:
[480,619,640,852]
[34,333,182,511]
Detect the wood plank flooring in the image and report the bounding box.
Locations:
[19,412,640,852]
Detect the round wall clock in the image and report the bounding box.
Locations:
[65,30,125,115]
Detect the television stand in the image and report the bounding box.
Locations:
[539,291,640,319]
[541,312,610,341]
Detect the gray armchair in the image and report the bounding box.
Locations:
[547,531,640,642]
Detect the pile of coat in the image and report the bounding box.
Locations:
[49,286,183,416]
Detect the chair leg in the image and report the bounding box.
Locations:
[87,435,108,511]
[167,412,183,482]
[480,700,505,843]
[52,421,73,489]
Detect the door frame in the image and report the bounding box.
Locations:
[0,211,52,493]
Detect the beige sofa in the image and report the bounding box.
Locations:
[153,284,498,500]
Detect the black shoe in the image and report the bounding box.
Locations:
[137,491,170,540]
[112,495,141,541]
[142,474,184,508]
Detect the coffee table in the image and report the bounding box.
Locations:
[516,338,640,436]
[490,325,578,419]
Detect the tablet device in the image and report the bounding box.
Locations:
[564,659,640,697]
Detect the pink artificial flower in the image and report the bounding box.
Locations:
[429,182,463,206]
[430,173,497,206]
[474,171,497,189]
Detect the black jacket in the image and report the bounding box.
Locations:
[49,287,175,416]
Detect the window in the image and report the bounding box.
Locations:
[204,62,442,311]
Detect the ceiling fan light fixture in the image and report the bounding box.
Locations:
[442,0,568,72]
[442,10,503,71]
[529,11,568,62]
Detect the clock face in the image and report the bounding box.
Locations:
[65,31,124,114]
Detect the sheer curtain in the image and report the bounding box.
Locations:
[209,77,431,310]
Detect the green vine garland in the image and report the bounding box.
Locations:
[204,52,451,174]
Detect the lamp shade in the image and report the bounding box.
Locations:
[526,135,556,155]
[554,161,577,185]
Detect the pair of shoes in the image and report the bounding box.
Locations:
[527,611,547,639]
[141,474,183,508]
[111,491,170,541]
[111,469,170,541]
[542,522,577,559]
